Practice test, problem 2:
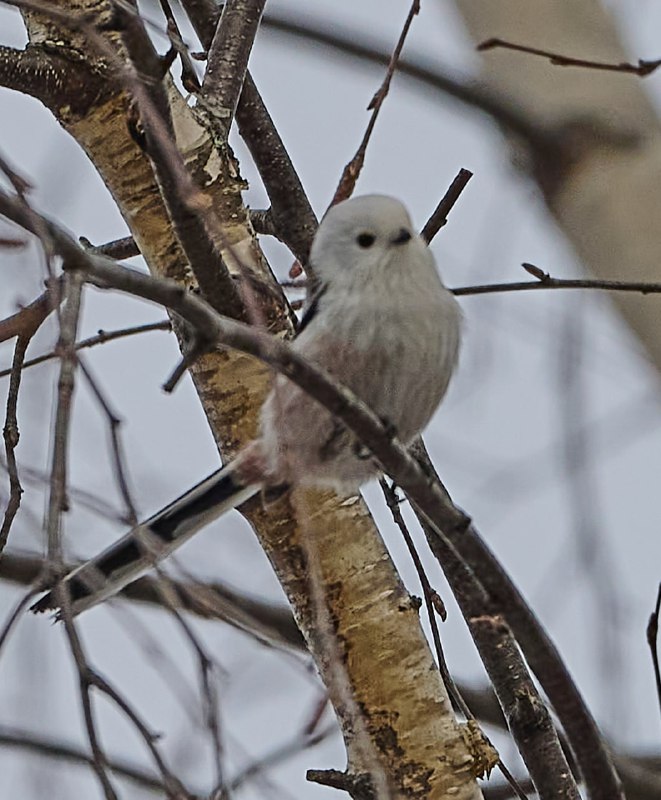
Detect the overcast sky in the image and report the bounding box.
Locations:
[1,2,660,797]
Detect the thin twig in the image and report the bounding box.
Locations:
[58,585,122,799]
[60,575,192,796]
[453,264,661,297]
[646,583,661,726]
[331,0,421,204]
[149,572,227,793]
[0,320,171,380]
[0,277,60,344]
[421,168,473,244]
[237,73,319,266]
[77,357,139,525]
[1,337,32,553]
[0,457,134,524]
[90,667,191,797]
[0,236,26,248]
[380,479,529,798]
[42,257,120,797]
[162,335,212,393]
[158,0,201,93]
[0,586,41,656]
[477,37,661,77]
[379,479,468,715]
[81,235,140,260]
[0,725,195,796]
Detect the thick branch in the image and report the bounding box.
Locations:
[182,0,318,265]
[410,442,622,800]
[198,0,267,142]
[471,615,578,800]
[0,43,110,114]
[113,4,246,321]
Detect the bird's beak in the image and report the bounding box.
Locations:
[392,228,412,245]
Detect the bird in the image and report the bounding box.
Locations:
[31,194,462,617]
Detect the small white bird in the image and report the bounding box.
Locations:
[32,195,462,617]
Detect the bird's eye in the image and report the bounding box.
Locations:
[357,232,376,248]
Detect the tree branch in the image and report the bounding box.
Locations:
[422,168,474,243]
[477,38,661,77]
[198,0,267,142]
[409,442,623,800]
[0,550,304,649]
[112,3,246,321]
[182,0,319,265]
[332,0,421,204]
[0,43,111,114]
[0,725,191,796]
[260,12,553,153]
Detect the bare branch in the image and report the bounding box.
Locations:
[237,73,319,265]
[158,0,201,93]
[454,266,661,297]
[0,320,171,380]
[409,442,623,800]
[182,0,319,265]
[471,615,577,800]
[421,168,473,244]
[77,358,139,525]
[198,0,267,142]
[477,37,661,77]
[57,587,119,797]
[646,583,661,726]
[0,278,60,552]
[44,271,83,563]
[1,337,31,553]
[0,43,111,114]
[0,725,187,795]
[380,480,465,713]
[57,579,192,798]
[332,0,421,205]
[0,277,60,344]
[82,235,140,260]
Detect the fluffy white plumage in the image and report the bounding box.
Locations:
[32,195,461,617]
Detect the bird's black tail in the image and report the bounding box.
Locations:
[31,462,260,617]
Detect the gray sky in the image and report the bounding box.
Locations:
[1,1,660,797]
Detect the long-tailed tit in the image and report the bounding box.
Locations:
[32,195,462,617]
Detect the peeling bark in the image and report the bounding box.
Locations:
[1,1,485,795]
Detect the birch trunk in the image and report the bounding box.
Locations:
[0,3,487,796]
